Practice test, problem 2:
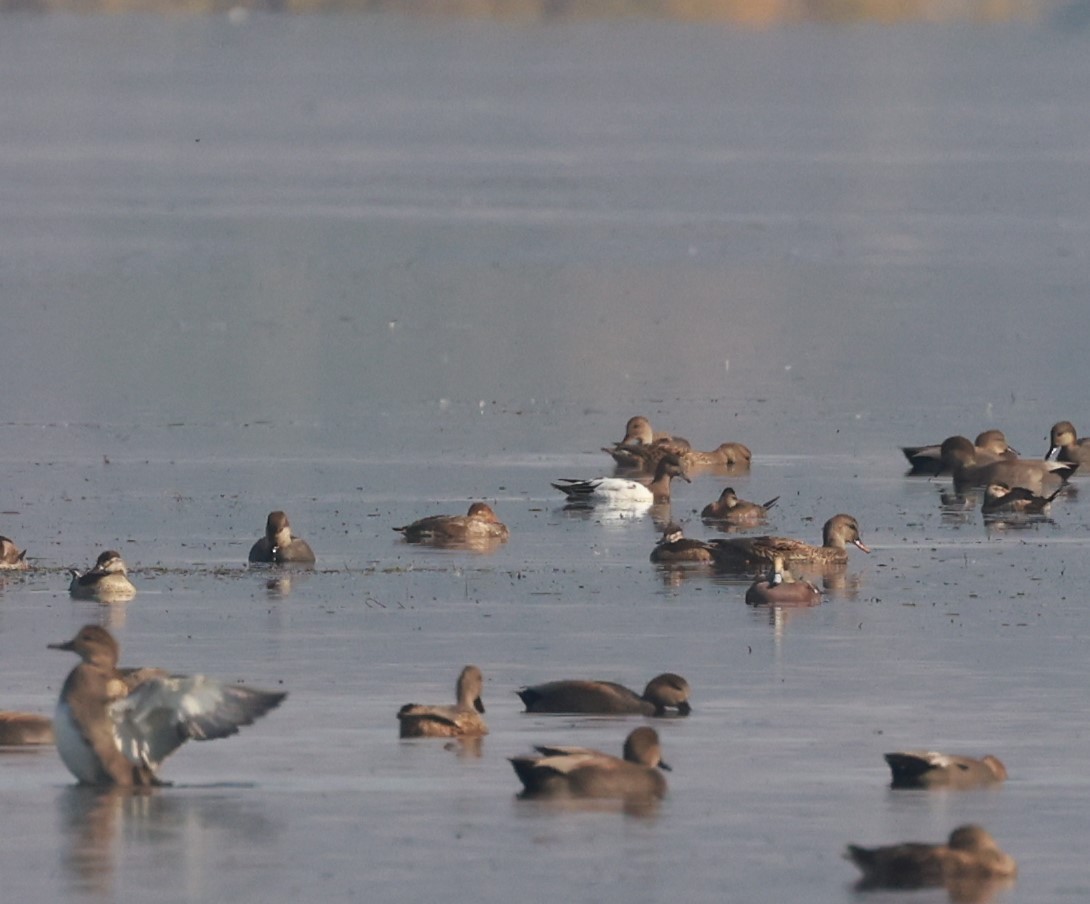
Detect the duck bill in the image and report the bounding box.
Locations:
[474,696,485,714]
[658,759,672,772]
[47,640,75,652]
[853,539,872,554]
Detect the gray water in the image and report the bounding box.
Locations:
[1,11,1089,903]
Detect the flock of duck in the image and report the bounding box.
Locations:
[2,414,1087,893]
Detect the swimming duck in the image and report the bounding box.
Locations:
[1046,420,1090,468]
[744,556,821,606]
[0,536,28,570]
[49,624,286,786]
[940,435,1076,494]
[248,511,315,564]
[700,488,779,524]
[709,514,871,571]
[552,454,690,506]
[393,502,509,543]
[845,824,1016,888]
[397,665,488,738]
[509,726,670,800]
[902,430,1017,475]
[884,751,1008,789]
[681,442,752,469]
[981,482,1061,516]
[69,551,136,602]
[649,524,717,564]
[602,416,690,470]
[517,673,691,716]
[0,711,54,746]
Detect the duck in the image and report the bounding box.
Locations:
[681,442,752,470]
[700,488,779,524]
[602,416,690,471]
[708,514,871,571]
[552,454,690,506]
[248,511,315,564]
[649,524,717,564]
[48,624,286,786]
[902,430,1017,475]
[940,435,1076,494]
[845,824,1017,888]
[0,536,28,570]
[69,551,136,602]
[884,751,1008,789]
[744,556,822,606]
[981,482,1061,517]
[0,711,54,746]
[1046,420,1090,468]
[517,673,691,716]
[393,502,509,544]
[509,726,670,800]
[397,665,488,738]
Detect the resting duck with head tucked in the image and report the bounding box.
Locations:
[69,551,136,602]
[709,514,871,572]
[981,482,1061,517]
[0,711,54,746]
[1046,420,1090,468]
[649,524,717,564]
[393,502,509,544]
[0,536,28,570]
[602,416,690,471]
[701,488,779,525]
[517,673,691,717]
[884,751,1008,789]
[552,454,690,506]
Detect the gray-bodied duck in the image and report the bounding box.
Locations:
[884,751,1008,789]
[248,511,315,564]
[517,673,691,716]
[903,429,1017,475]
[1046,420,1090,468]
[940,435,1075,494]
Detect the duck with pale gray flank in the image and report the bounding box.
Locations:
[510,726,670,800]
[0,711,54,746]
[393,502,509,544]
[902,429,1017,475]
[1046,420,1090,468]
[884,751,1007,789]
[982,482,1061,517]
[69,551,136,602]
[940,435,1076,494]
[517,673,691,716]
[845,824,1017,889]
[708,514,871,572]
[744,556,822,606]
[0,536,28,570]
[49,624,286,786]
[398,665,488,738]
[649,524,717,565]
[248,511,315,564]
[701,488,779,525]
[552,454,689,506]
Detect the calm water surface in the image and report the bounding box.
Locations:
[0,12,1089,904]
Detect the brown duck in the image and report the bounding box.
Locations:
[941,435,1076,494]
[397,665,488,738]
[701,488,779,524]
[393,502,509,544]
[1046,420,1090,468]
[709,514,871,571]
[884,751,1008,789]
[649,524,717,564]
[744,556,821,606]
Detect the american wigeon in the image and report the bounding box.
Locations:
[48,624,285,786]
[0,536,28,570]
[700,488,779,524]
[68,551,136,602]
[248,511,315,564]
[649,524,717,564]
[903,430,1017,475]
[884,751,1008,789]
[0,711,54,746]
[981,482,1061,516]
[517,673,691,716]
[397,665,488,738]
[553,454,690,506]
[1046,420,1090,468]
[744,556,821,606]
[941,435,1076,494]
[393,502,509,544]
[510,726,670,800]
[845,824,1016,888]
[709,514,871,571]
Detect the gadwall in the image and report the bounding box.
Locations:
[393,502,509,543]
[0,711,54,746]
[649,524,717,564]
[845,824,1017,889]
[700,488,779,524]
[884,751,1007,789]
[510,726,670,800]
[1046,420,1090,468]
[517,673,691,716]
[553,454,690,506]
[744,556,821,606]
[69,551,136,602]
[903,430,1017,475]
[0,536,28,570]
[709,514,871,571]
[48,624,286,786]
[398,665,488,738]
[248,511,315,564]
[981,482,1061,517]
[940,435,1076,494]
